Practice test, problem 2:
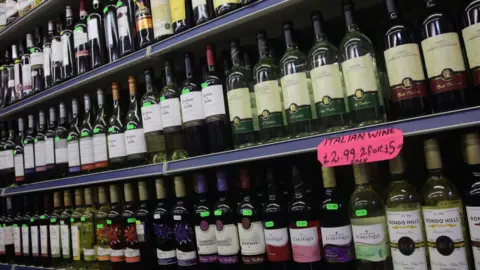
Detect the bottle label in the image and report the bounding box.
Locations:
[238,220,266,260]
[84,248,96,258]
[124,222,140,263]
[320,225,354,263]
[181,91,206,125]
[213,0,240,8]
[466,206,480,270]
[2,150,14,170]
[151,0,174,37]
[45,137,55,165]
[215,223,240,256]
[61,224,71,257]
[117,6,129,38]
[351,220,389,262]
[31,52,44,66]
[170,0,186,22]
[43,47,51,76]
[61,34,70,66]
[160,98,182,129]
[14,63,21,95]
[74,31,88,49]
[40,225,48,257]
[173,222,197,265]
[227,88,254,134]
[202,84,227,120]
[125,128,147,155]
[421,33,468,94]
[157,248,177,265]
[87,17,100,41]
[264,227,291,262]
[142,103,164,133]
[384,43,427,101]
[55,138,68,163]
[192,0,207,9]
[136,221,146,242]
[21,225,29,255]
[194,223,217,255]
[108,133,127,159]
[110,249,125,262]
[281,72,312,123]
[35,140,46,167]
[80,136,95,166]
[176,249,197,266]
[68,140,81,169]
[137,13,153,31]
[289,221,322,263]
[422,206,468,270]
[386,209,427,270]
[462,23,480,86]
[0,227,5,254]
[14,226,21,255]
[24,144,35,170]
[310,64,346,117]
[93,133,108,163]
[72,225,81,260]
[30,225,39,256]
[125,247,141,263]
[97,246,111,261]
[342,54,380,111]
[50,224,61,257]
[4,226,13,246]
[22,64,32,91]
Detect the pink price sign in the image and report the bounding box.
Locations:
[317,128,404,167]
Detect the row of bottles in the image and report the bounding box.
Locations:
[0,0,45,30]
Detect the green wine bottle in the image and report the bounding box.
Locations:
[60,190,74,269]
[71,189,85,269]
[49,192,63,268]
[421,139,471,270]
[82,187,98,270]
[349,164,392,270]
[95,186,112,270]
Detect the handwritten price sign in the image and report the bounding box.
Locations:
[317,128,403,167]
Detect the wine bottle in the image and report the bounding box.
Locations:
[75,0,91,75]
[308,12,349,132]
[421,139,471,269]
[180,53,208,157]
[136,181,155,267]
[12,43,22,102]
[104,0,121,62]
[153,178,177,268]
[13,197,23,264]
[349,164,391,270]
[93,89,110,170]
[108,184,126,270]
[170,0,191,34]
[21,196,32,266]
[52,15,64,85]
[420,0,469,112]
[125,76,148,165]
[288,166,322,270]
[24,114,36,183]
[40,193,52,268]
[67,99,81,174]
[213,0,239,16]
[49,191,63,268]
[214,171,241,267]
[383,0,430,119]
[43,22,54,89]
[3,121,16,187]
[117,0,136,57]
[123,182,141,266]
[193,174,218,265]
[263,168,291,270]
[237,169,267,266]
[161,61,188,160]
[14,118,25,185]
[71,189,85,269]
[45,107,57,179]
[22,34,33,97]
[385,154,428,270]
[34,110,47,181]
[141,69,167,163]
[80,94,96,172]
[60,190,74,269]
[30,195,42,267]
[31,26,45,94]
[5,0,18,26]
[462,0,480,104]
[88,0,107,69]
[4,198,14,264]
[96,186,112,270]
[340,0,385,127]
[172,176,198,267]
[151,0,174,41]
[55,102,70,178]
[280,21,313,137]
[202,45,231,153]
[5,49,14,106]
[82,187,99,270]
[108,82,127,169]
[464,133,480,269]
[135,0,154,49]
[62,6,76,80]
[253,30,286,143]
[0,123,5,186]
[0,199,6,263]
[192,0,213,25]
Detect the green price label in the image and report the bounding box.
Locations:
[200,211,210,217]
[30,218,34,222]
[96,224,104,229]
[60,31,64,35]
[13,150,16,156]
[143,102,151,108]
[160,96,166,101]
[22,224,27,228]
[103,7,108,13]
[87,17,91,23]
[81,131,89,137]
[108,127,115,132]
[127,218,136,224]
[242,209,252,216]
[93,128,100,134]
[67,135,72,141]
[40,215,45,220]
[50,218,56,223]
[265,221,274,228]
[116,1,123,7]
[136,220,141,225]
[181,88,190,95]
[55,137,60,141]
[326,203,339,210]
[70,218,74,223]
[13,224,18,228]
[214,210,222,216]
[23,140,28,144]
[2,224,5,227]
[106,220,112,225]
[356,209,368,217]
[127,124,134,130]
[74,26,83,33]
[34,138,38,143]
[201,83,208,89]
[81,217,86,222]
[296,220,308,227]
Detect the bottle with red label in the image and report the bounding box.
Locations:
[419,0,470,112]
[383,0,431,120]
[288,165,323,270]
[108,184,126,270]
[122,183,141,267]
[263,167,292,270]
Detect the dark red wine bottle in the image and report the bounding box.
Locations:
[74,0,91,75]
[4,198,15,264]
[88,0,107,69]
[122,183,141,267]
[108,184,126,270]
[21,196,33,266]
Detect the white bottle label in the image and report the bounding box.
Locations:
[142,103,164,133]
[45,137,55,165]
[40,225,48,256]
[160,98,182,128]
[467,206,480,270]
[321,225,353,247]
[202,85,226,118]
[68,141,80,167]
[254,80,284,123]
[289,226,322,263]
[0,227,5,253]
[383,43,426,87]
[35,140,46,167]
[216,223,240,255]
[55,139,68,163]
[22,226,29,254]
[237,221,266,255]
[24,144,35,169]
[157,248,176,262]
[227,88,253,122]
[61,224,70,256]
[3,150,13,169]
[125,129,147,155]
[71,225,80,258]
[80,137,94,165]
[311,63,345,104]
[52,39,63,62]
[50,224,61,256]
[117,6,129,38]
[8,80,14,88]
[151,0,174,37]
[462,23,480,69]
[22,64,32,89]
[176,249,197,266]
[43,47,51,76]
[87,18,100,41]
[31,226,39,255]
[108,133,127,159]
[386,209,428,270]
[192,0,206,8]
[74,31,88,49]
[342,54,378,96]
[62,34,70,66]
[4,226,13,245]
[421,33,466,78]
[31,52,44,66]
[351,220,390,262]
[181,91,205,123]
[422,207,468,270]
[194,224,217,255]
[93,134,108,163]
[14,227,21,254]
[281,72,311,108]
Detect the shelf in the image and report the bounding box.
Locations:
[0,265,45,270]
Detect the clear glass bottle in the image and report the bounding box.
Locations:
[93,89,110,170]
[125,76,148,166]
[80,93,95,173]
[71,189,85,269]
[81,187,99,270]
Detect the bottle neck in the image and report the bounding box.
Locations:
[185,56,194,79]
[386,0,400,21]
[344,6,359,32]
[312,18,327,41]
[231,45,243,67]
[165,65,174,85]
[145,73,154,93]
[206,48,216,72]
[284,28,295,49]
[257,37,269,59]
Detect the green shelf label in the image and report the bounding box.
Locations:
[181,88,190,95]
[108,127,115,132]
[214,210,222,216]
[136,220,141,225]
[22,224,27,228]
[93,128,100,134]
[96,224,104,229]
[127,218,136,224]
[356,209,368,217]
[160,96,166,101]
[200,211,210,217]
[67,135,72,141]
[55,137,60,141]
[87,17,91,23]
[103,7,108,13]
[40,215,45,220]
[81,131,89,137]
[30,218,34,222]
[34,138,38,143]
[2,224,5,227]
[70,218,74,223]
[143,102,151,108]
[242,209,252,216]
[326,203,339,210]
[116,1,123,7]
[127,124,134,130]
[13,224,18,228]
[50,218,56,223]
[23,140,28,144]
[60,31,64,35]
[201,83,208,89]
[74,26,83,33]
[81,217,86,222]
[13,150,16,156]
[106,220,112,225]
[265,221,274,228]
[296,220,308,227]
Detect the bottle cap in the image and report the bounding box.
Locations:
[321,166,336,188]
[155,178,166,200]
[217,172,228,192]
[424,139,442,170]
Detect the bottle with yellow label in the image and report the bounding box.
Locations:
[169,0,191,34]
[461,0,480,106]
